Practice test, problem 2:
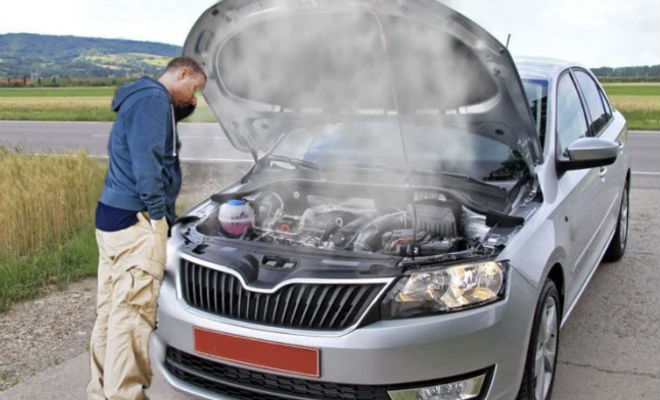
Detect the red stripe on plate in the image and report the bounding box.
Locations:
[193,327,320,377]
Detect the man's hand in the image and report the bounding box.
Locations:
[150,217,168,233]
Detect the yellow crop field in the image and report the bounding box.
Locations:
[0,93,213,122]
[0,84,657,129]
[0,147,106,312]
[0,96,115,121]
[610,95,660,110]
[0,147,105,255]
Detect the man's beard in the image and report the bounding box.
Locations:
[174,103,196,122]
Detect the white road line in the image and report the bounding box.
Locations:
[87,154,253,163]
[0,121,220,125]
[17,151,660,171]
[632,171,660,176]
[91,134,225,139]
[180,157,252,163]
[0,120,112,125]
[177,135,227,140]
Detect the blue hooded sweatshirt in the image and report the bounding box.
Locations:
[98,77,181,226]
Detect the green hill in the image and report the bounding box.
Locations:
[0,33,181,79]
[2,33,657,83]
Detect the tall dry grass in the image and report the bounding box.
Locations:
[609,95,660,130]
[0,146,105,256]
[0,92,214,122]
[609,95,660,111]
[0,97,116,121]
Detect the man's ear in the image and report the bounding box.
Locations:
[177,67,190,81]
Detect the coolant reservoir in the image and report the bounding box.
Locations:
[218,199,254,236]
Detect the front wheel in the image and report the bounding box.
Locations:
[604,184,629,262]
[517,280,560,400]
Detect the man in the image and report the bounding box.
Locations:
[87,57,206,400]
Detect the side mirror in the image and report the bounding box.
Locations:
[558,137,618,171]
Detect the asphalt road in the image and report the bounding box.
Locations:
[0,121,658,172]
[0,121,251,163]
[0,186,657,400]
[0,122,658,399]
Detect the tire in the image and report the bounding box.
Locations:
[604,184,629,262]
[517,280,560,400]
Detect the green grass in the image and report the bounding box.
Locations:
[616,108,660,131]
[0,88,214,122]
[0,84,657,129]
[0,226,98,312]
[602,83,660,130]
[0,147,105,312]
[602,83,660,97]
[0,87,116,97]
[0,93,119,121]
[0,111,118,121]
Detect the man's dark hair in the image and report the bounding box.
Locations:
[165,57,206,80]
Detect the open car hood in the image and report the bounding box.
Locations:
[183,0,542,172]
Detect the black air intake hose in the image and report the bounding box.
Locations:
[331,213,376,249]
[352,212,408,252]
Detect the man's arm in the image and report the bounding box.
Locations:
[125,96,169,221]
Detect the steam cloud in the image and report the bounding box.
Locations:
[191,0,523,189]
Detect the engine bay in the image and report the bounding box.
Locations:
[196,183,492,258]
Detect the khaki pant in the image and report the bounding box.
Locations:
[87,212,167,400]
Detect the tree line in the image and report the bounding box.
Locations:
[592,65,660,82]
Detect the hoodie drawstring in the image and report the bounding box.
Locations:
[170,105,177,157]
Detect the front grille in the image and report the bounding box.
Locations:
[180,259,386,331]
[165,347,492,400]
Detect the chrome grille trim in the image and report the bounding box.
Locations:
[176,253,395,334]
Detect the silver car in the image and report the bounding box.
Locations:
[152,1,630,399]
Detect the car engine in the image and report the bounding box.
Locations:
[200,187,491,257]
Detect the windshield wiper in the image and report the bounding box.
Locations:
[258,154,321,171]
[385,167,504,191]
[320,162,388,171]
[319,164,504,191]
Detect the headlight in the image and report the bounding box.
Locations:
[381,261,507,319]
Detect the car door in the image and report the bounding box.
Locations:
[572,68,625,237]
[555,70,611,301]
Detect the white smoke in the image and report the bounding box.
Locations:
[190,0,524,189]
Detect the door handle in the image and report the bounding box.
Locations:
[599,167,608,177]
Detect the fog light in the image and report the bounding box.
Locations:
[387,373,486,400]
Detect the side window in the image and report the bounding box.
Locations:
[522,79,548,150]
[556,73,589,157]
[599,88,613,117]
[574,70,609,134]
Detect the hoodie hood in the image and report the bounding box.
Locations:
[182,0,542,174]
[111,76,170,112]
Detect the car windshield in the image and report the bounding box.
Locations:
[522,79,549,147]
[267,121,526,185]
[213,10,518,160]
[221,11,532,187]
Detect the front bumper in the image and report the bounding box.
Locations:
[152,263,537,400]
[157,345,493,400]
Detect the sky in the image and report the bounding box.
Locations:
[0,0,658,68]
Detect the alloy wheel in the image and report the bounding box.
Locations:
[619,188,629,251]
[534,296,558,400]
